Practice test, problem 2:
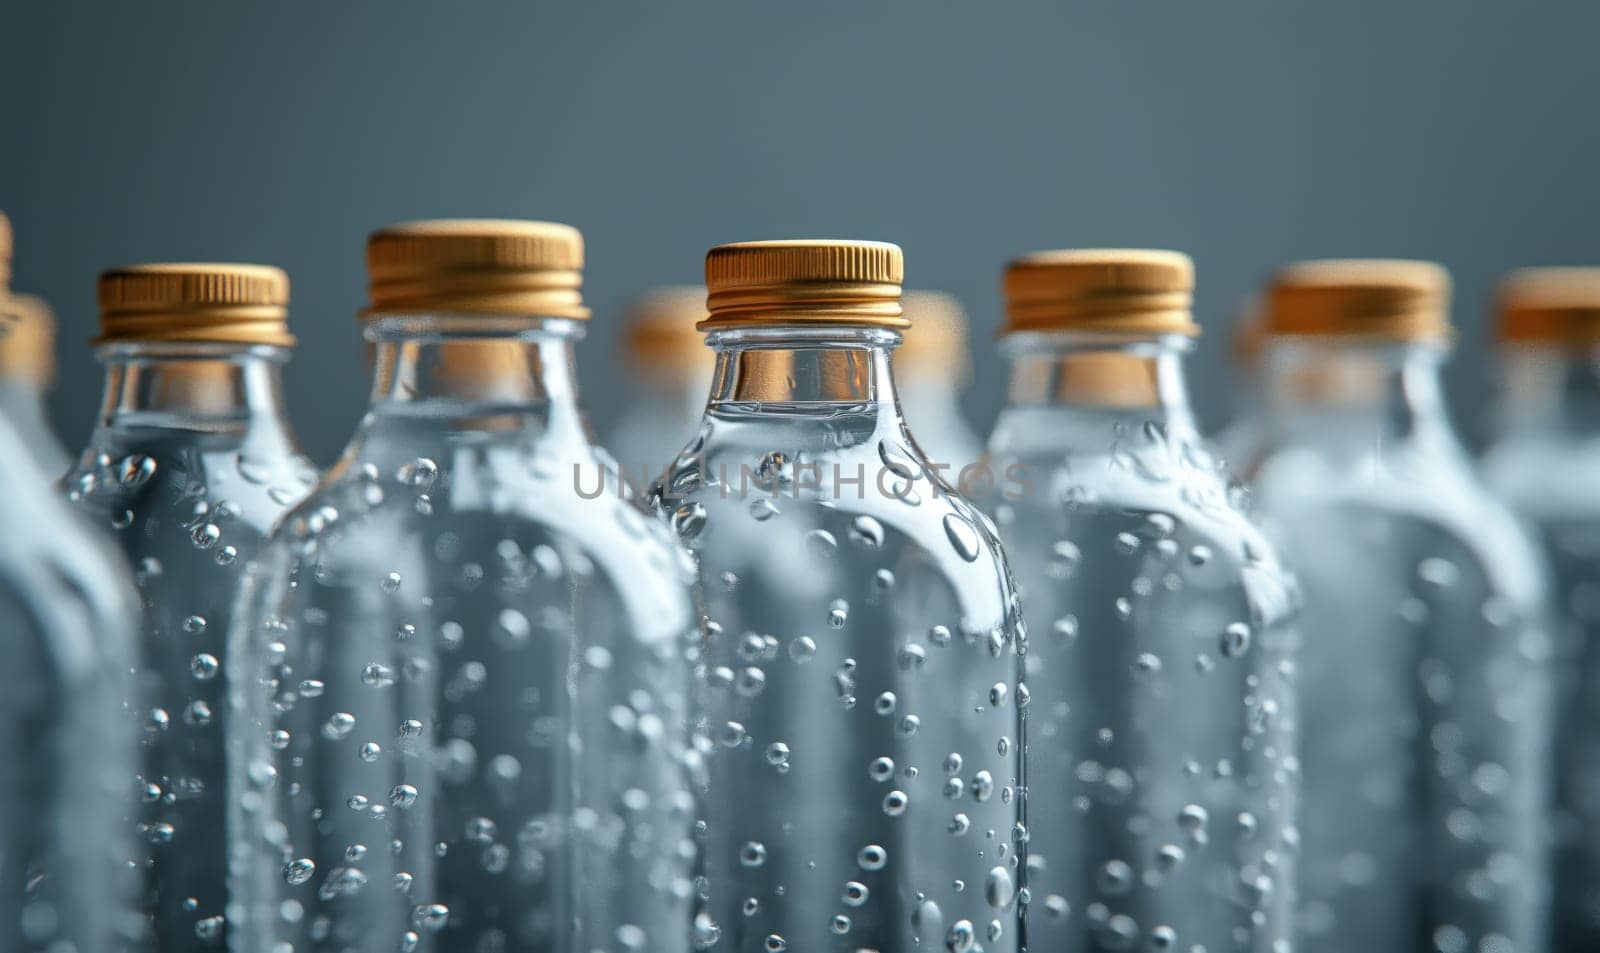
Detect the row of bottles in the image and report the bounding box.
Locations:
[0,209,1594,953]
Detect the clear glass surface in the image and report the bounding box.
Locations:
[1241,340,1553,953]
[651,325,1025,953]
[0,408,140,951]
[1483,345,1600,950]
[63,342,317,950]
[984,334,1298,953]
[230,317,697,953]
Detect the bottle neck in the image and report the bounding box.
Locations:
[1493,344,1600,440]
[704,324,903,418]
[1262,338,1459,449]
[94,342,296,441]
[363,314,589,444]
[999,332,1200,436]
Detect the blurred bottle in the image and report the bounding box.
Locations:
[230,220,696,953]
[1238,260,1552,953]
[609,286,713,484]
[0,214,72,474]
[62,263,317,950]
[0,245,140,948]
[897,290,981,469]
[651,240,1024,953]
[1481,267,1600,950]
[984,250,1298,952]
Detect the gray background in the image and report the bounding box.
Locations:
[3,1,1597,463]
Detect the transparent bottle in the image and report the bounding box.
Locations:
[651,240,1025,953]
[1237,260,1553,953]
[609,286,714,486]
[1481,267,1600,950]
[62,263,317,950]
[0,384,140,952]
[984,250,1298,953]
[897,291,982,471]
[230,220,697,953]
[0,213,71,474]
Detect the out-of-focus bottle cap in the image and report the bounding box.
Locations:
[1494,267,1600,347]
[622,286,712,368]
[365,219,589,320]
[1264,259,1451,342]
[898,290,973,382]
[97,263,294,346]
[702,240,905,330]
[0,211,12,288]
[0,293,56,384]
[1002,249,1196,336]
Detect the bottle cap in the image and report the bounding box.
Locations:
[898,290,972,381]
[702,240,905,330]
[0,293,56,384]
[621,286,712,367]
[0,211,12,288]
[1264,259,1451,341]
[97,263,293,346]
[365,219,588,320]
[1494,267,1600,347]
[1002,249,1196,336]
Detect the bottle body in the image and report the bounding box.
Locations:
[985,337,1298,953]
[230,321,697,953]
[64,343,315,949]
[1483,345,1600,949]
[654,327,1025,953]
[1244,342,1552,952]
[0,411,140,952]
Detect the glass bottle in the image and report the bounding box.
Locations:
[609,286,714,486]
[1481,267,1600,950]
[651,240,1025,953]
[897,291,982,470]
[984,250,1298,953]
[0,392,140,951]
[1237,260,1553,953]
[63,263,317,950]
[230,219,697,953]
[0,214,71,474]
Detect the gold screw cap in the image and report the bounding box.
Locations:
[898,291,973,380]
[0,293,57,384]
[1265,259,1451,342]
[1494,268,1600,347]
[702,240,906,330]
[1002,249,1197,336]
[365,219,589,320]
[622,286,712,367]
[98,263,293,346]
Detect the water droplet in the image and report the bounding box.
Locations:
[946,919,976,953]
[183,615,208,634]
[985,866,1015,908]
[390,784,419,809]
[190,653,219,680]
[359,742,382,762]
[323,712,356,740]
[831,915,851,935]
[382,572,402,593]
[119,455,158,486]
[362,662,395,687]
[883,790,909,816]
[943,512,981,562]
[748,498,780,521]
[398,458,439,488]
[190,523,221,549]
[842,881,869,907]
[857,844,887,871]
[849,515,885,548]
[869,757,895,782]
[1221,622,1252,658]
[283,858,315,885]
[194,915,225,942]
[874,691,897,715]
[805,529,838,558]
[740,841,767,867]
[764,934,786,953]
[788,636,816,663]
[412,904,449,931]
